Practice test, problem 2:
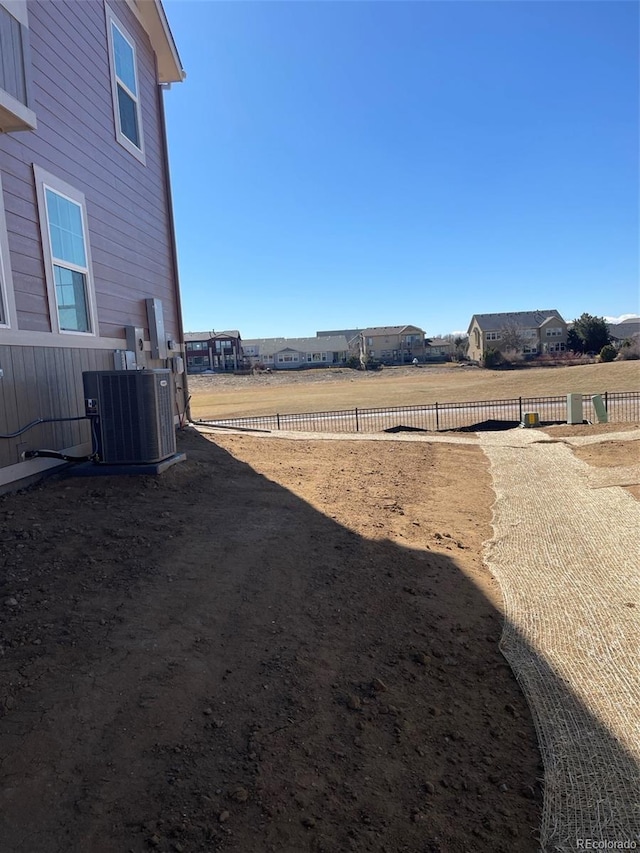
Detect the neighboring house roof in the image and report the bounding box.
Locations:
[131,0,185,84]
[243,336,349,356]
[211,330,241,340]
[317,329,362,342]
[184,331,214,342]
[428,338,454,348]
[184,330,240,342]
[468,310,566,333]
[608,319,640,341]
[362,325,425,337]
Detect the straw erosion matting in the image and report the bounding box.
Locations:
[480,427,640,851]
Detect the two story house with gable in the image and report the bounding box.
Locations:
[184,330,243,373]
[317,325,427,365]
[467,310,568,363]
[0,0,187,489]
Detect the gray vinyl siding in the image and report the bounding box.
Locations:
[0,0,180,341]
[0,344,112,468]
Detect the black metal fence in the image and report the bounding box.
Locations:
[197,391,640,435]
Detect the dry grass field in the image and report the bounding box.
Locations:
[188,360,639,420]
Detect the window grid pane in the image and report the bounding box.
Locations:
[54,265,89,332]
[117,84,140,147]
[45,189,87,267]
[111,23,137,95]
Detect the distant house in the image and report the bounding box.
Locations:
[0,0,186,490]
[426,338,455,359]
[608,318,640,348]
[467,310,568,362]
[243,336,349,370]
[184,330,242,373]
[334,325,426,365]
[184,331,214,372]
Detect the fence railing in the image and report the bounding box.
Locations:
[197,391,640,435]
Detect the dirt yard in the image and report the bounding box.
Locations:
[0,424,636,852]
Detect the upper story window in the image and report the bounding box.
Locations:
[34,166,97,336]
[106,6,145,163]
[545,327,563,337]
[0,0,36,132]
[486,331,501,341]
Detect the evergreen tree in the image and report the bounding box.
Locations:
[568,314,611,353]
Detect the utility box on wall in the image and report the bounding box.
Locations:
[83,370,176,464]
[567,393,584,425]
[145,298,167,360]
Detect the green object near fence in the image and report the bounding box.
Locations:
[591,395,608,424]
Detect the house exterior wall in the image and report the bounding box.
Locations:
[0,0,185,487]
[273,349,301,369]
[242,337,348,369]
[467,320,483,362]
[467,314,568,361]
[538,318,568,353]
[185,339,211,372]
[210,336,242,371]
[357,326,427,364]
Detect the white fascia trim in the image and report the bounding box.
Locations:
[0,88,37,132]
[0,330,125,349]
[33,165,99,338]
[0,1,36,132]
[125,0,185,84]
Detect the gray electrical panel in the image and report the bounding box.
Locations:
[145,298,167,360]
[125,325,145,357]
[567,393,584,424]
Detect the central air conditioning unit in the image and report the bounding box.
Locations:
[83,369,176,464]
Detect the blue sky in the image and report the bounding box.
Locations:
[163,0,639,338]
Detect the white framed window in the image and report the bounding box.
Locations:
[545,327,562,337]
[0,173,18,328]
[105,6,145,163]
[34,166,97,336]
[486,331,501,341]
[0,0,36,133]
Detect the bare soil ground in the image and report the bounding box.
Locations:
[0,423,635,852]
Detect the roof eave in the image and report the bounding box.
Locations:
[127,0,185,84]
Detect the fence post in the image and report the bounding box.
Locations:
[355,408,359,432]
[277,413,280,430]
[519,397,522,423]
[604,391,608,412]
[435,401,439,431]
